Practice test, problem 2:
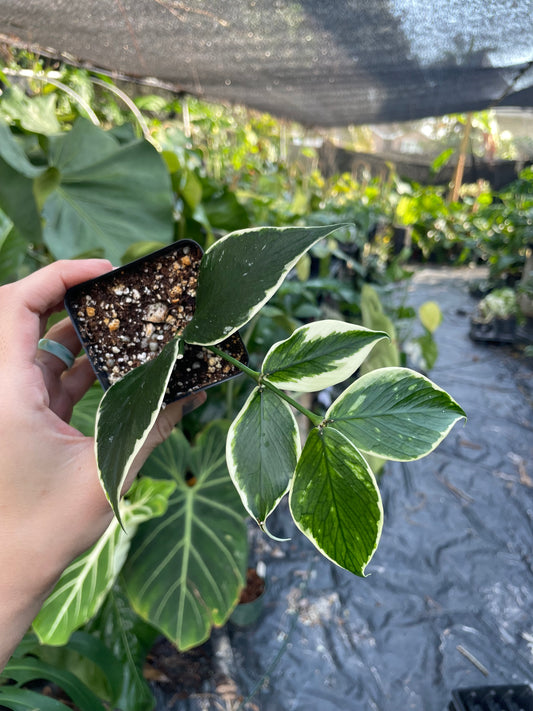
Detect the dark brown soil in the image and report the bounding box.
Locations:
[144,637,218,699]
[238,568,266,604]
[65,240,247,402]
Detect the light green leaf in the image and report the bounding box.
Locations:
[415,331,439,371]
[70,385,103,437]
[183,224,351,345]
[33,478,175,646]
[262,320,387,392]
[419,300,442,333]
[327,367,466,461]
[227,386,300,527]
[123,423,248,651]
[42,118,174,262]
[95,336,181,523]
[0,86,61,135]
[289,427,383,576]
[360,283,400,373]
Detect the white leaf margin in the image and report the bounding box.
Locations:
[262,320,388,392]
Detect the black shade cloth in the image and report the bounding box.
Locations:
[1,1,533,126]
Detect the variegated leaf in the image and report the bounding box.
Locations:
[290,426,383,576]
[262,320,387,391]
[32,478,175,646]
[227,386,300,526]
[183,224,351,345]
[327,367,466,461]
[95,336,182,524]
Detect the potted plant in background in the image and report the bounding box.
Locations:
[469,286,519,343]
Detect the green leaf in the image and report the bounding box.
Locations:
[0,687,75,710]
[95,336,181,523]
[0,122,47,178]
[327,367,466,461]
[64,631,125,704]
[0,86,61,135]
[415,331,439,371]
[359,284,400,373]
[0,227,28,285]
[289,427,383,576]
[70,385,103,437]
[123,423,248,650]
[183,224,351,345]
[227,386,300,527]
[42,118,174,262]
[85,585,157,711]
[4,657,106,711]
[430,147,455,174]
[418,301,442,333]
[262,320,387,392]
[33,478,175,645]
[0,125,43,241]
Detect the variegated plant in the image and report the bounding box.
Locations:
[34,224,464,661]
[95,224,465,578]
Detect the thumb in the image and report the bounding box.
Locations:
[124,391,207,491]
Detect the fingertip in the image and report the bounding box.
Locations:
[182,390,207,416]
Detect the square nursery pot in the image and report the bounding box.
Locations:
[449,684,533,711]
[65,239,248,402]
[469,316,517,344]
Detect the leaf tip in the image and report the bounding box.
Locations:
[259,518,291,543]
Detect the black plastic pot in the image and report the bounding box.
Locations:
[230,564,267,627]
[469,316,517,344]
[449,684,533,711]
[65,239,248,402]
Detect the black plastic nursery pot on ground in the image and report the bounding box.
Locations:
[65,240,248,402]
[449,684,533,711]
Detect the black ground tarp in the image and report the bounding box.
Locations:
[1,1,533,127]
[152,267,533,711]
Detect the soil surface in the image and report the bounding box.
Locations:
[65,240,247,401]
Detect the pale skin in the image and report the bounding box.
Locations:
[0,259,206,670]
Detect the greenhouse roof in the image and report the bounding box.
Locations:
[2,0,533,127]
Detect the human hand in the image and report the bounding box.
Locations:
[0,260,205,668]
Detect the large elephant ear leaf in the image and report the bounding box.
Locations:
[42,118,174,263]
[183,224,352,345]
[95,337,182,525]
[290,426,383,577]
[262,320,388,392]
[327,366,466,461]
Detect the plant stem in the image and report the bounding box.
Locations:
[209,345,323,427]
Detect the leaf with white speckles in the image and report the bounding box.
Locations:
[326,367,466,461]
[183,224,351,345]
